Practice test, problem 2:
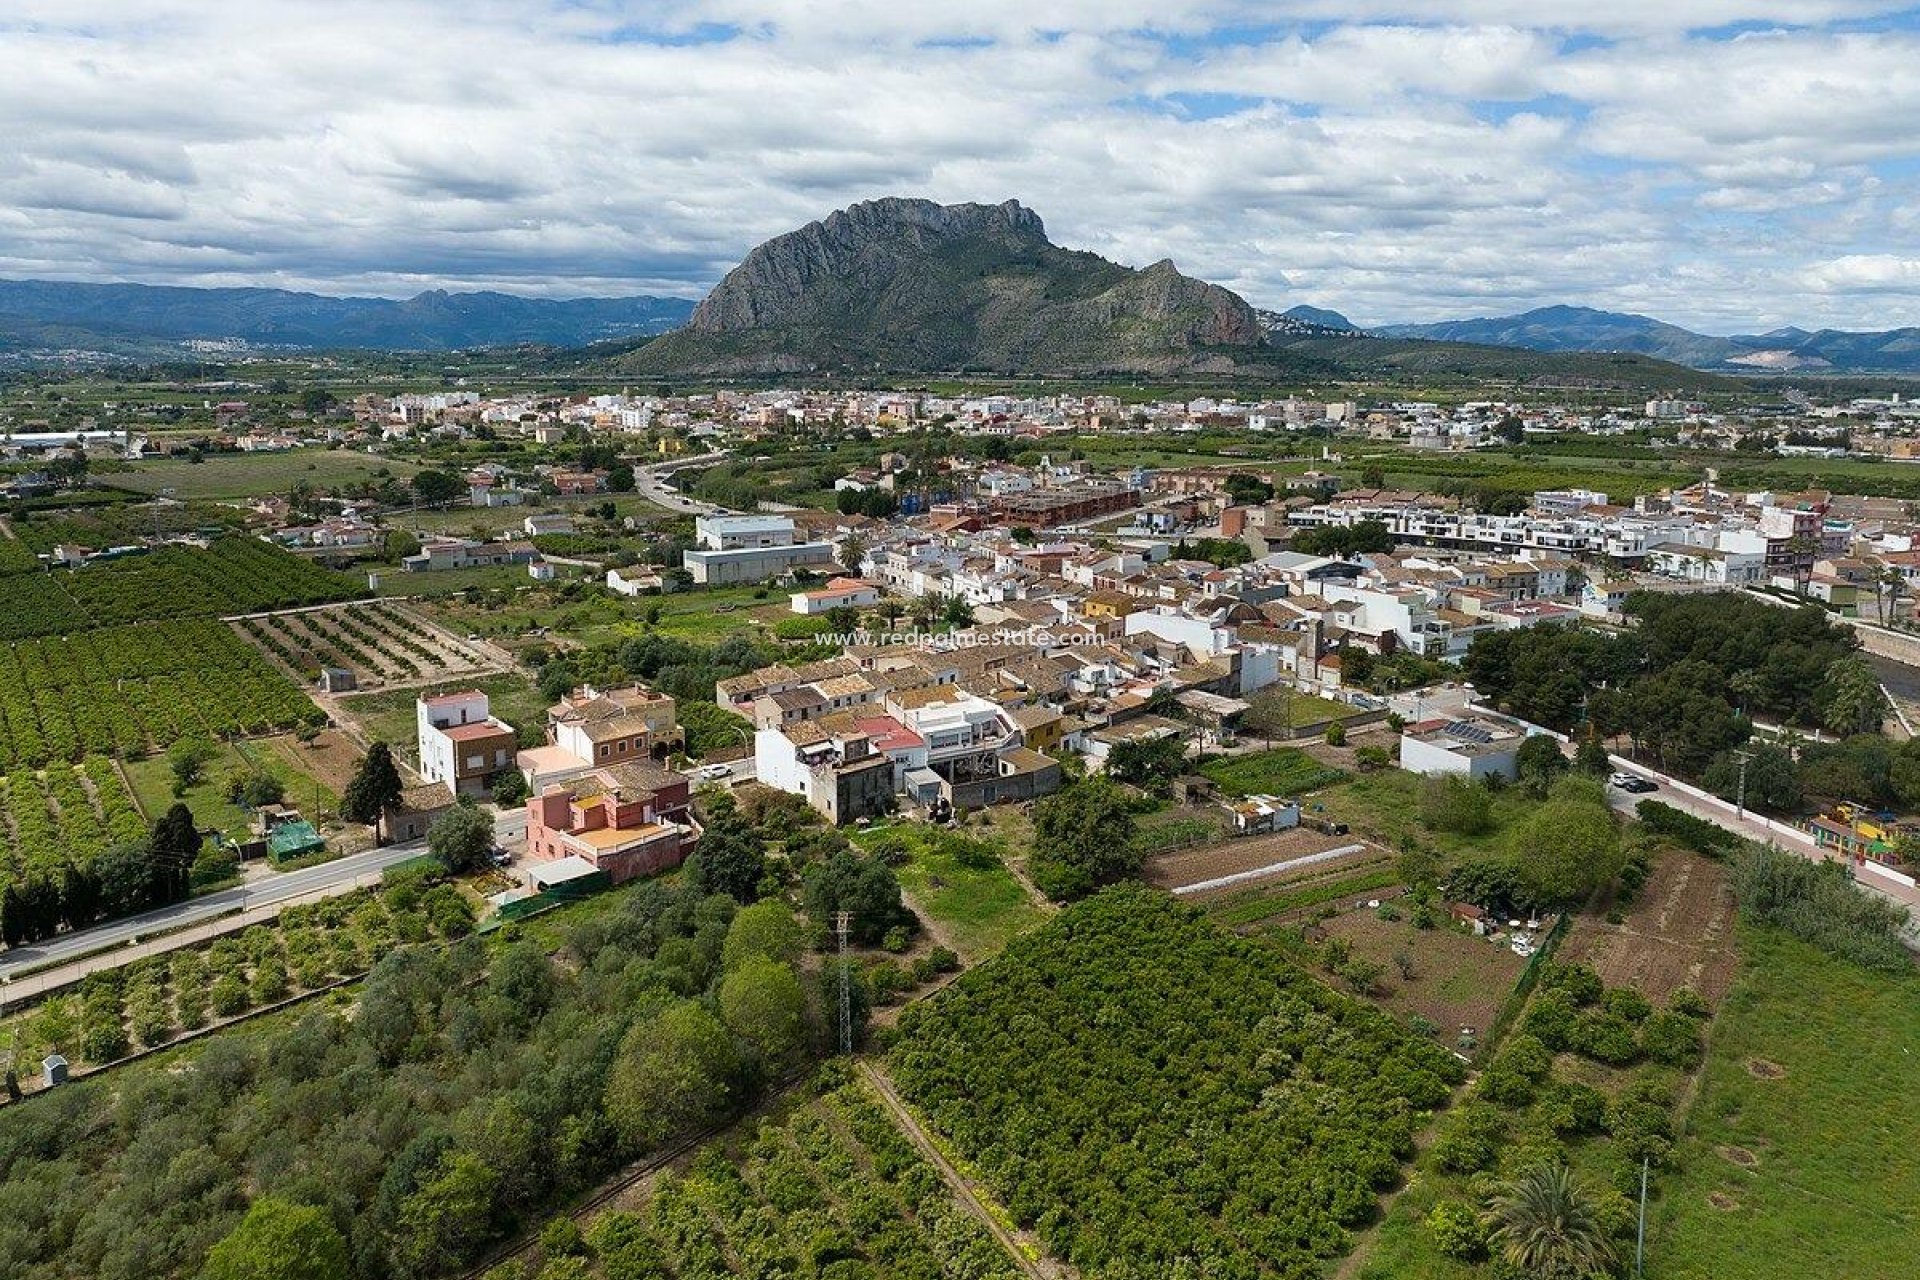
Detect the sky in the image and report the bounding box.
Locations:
[3,2,1920,331]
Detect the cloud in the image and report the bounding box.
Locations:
[0,1,1915,330]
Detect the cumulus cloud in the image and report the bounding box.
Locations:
[0,0,1916,329]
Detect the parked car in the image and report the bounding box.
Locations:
[1609,772,1658,793]
[697,763,733,781]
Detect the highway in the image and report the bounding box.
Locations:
[634,450,728,515]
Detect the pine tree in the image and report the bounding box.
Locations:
[341,742,404,844]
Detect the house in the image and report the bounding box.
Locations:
[791,577,882,616]
[1398,713,1535,781]
[317,667,357,693]
[417,690,519,797]
[402,537,540,572]
[550,470,606,496]
[1450,902,1489,935]
[524,513,576,537]
[524,762,696,884]
[754,718,897,825]
[384,782,455,843]
[520,684,683,790]
[1228,794,1300,834]
[606,566,665,596]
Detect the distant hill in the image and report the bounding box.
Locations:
[622,197,1266,376]
[1259,332,1745,394]
[1258,305,1362,338]
[1376,304,1920,374]
[0,279,695,355]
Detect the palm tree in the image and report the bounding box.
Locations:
[1480,1163,1618,1280]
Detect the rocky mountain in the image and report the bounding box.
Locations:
[0,279,695,355]
[1376,304,1920,374]
[624,198,1266,375]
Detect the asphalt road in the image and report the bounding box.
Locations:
[635,451,728,515]
[0,810,524,980]
[1601,759,1920,914]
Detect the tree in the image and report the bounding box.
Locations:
[1029,778,1139,901]
[148,802,200,904]
[838,533,867,576]
[718,956,808,1075]
[1242,686,1294,746]
[169,738,217,795]
[94,839,159,917]
[1420,774,1493,835]
[490,770,530,807]
[1702,744,1800,812]
[412,469,465,506]
[721,900,805,973]
[341,742,404,843]
[394,1151,500,1276]
[1324,721,1347,747]
[804,851,911,945]
[1479,1163,1618,1280]
[1515,734,1569,797]
[1222,472,1273,506]
[824,604,862,636]
[226,770,286,810]
[684,811,766,903]
[428,802,495,875]
[1508,792,1622,909]
[1820,657,1887,737]
[604,1000,740,1151]
[1104,734,1188,791]
[1573,732,1610,776]
[201,1197,351,1280]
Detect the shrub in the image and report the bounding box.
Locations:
[880,926,911,954]
[1602,987,1652,1023]
[1668,987,1710,1019]
[1424,1200,1486,1261]
[1538,962,1603,1006]
[210,975,250,1018]
[1520,988,1579,1052]
[1640,1010,1704,1067]
[1433,1102,1506,1174]
[1538,1081,1608,1136]
[1574,1011,1641,1066]
[1607,1078,1676,1166]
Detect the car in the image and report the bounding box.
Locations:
[697,763,733,781]
[489,847,513,867]
[1621,777,1658,794]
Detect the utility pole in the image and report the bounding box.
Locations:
[1635,1154,1649,1278]
[834,910,854,1055]
[1734,748,1753,820]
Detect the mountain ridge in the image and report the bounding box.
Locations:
[1377,304,1920,374]
[0,279,695,354]
[625,197,1266,375]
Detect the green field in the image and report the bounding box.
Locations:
[338,674,549,756]
[122,737,337,842]
[853,822,1045,961]
[1198,745,1348,796]
[1316,768,1538,859]
[113,449,426,499]
[1650,925,1920,1279]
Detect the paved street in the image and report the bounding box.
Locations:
[635,451,728,514]
[0,810,524,995]
[1602,758,1920,915]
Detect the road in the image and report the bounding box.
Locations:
[0,810,524,985]
[1601,759,1920,915]
[634,451,728,515]
[681,757,756,788]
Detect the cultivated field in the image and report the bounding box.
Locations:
[1558,850,1740,1005]
[238,599,507,690]
[1316,907,1530,1040]
[112,449,425,499]
[1143,825,1377,894]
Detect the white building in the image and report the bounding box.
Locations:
[1398,714,1536,781]
[682,513,837,585]
[416,690,518,797]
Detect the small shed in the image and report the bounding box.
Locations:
[1449,902,1488,936]
[528,855,610,900]
[385,781,455,844]
[1170,775,1217,805]
[268,819,325,863]
[42,1054,69,1086]
[318,667,358,693]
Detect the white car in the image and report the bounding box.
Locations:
[696,763,733,781]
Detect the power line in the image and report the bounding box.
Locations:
[834,910,854,1055]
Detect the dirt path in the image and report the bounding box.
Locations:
[856,1059,1066,1280]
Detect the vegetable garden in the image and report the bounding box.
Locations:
[889,885,1465,1280]
[0,620,320,771]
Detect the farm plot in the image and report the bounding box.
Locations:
[1558,849,1739,1006]
[1143,824,1380,894]
[890,885,1465,1280]
[569,1075,1025,1280]
[1314,907,1531,1042]
[0,756,150,935]
[0,620,320,772]
[240,600,504,689]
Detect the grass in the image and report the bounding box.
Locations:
[852,822,1045,962]
[1649,924,1920,1280]
[113,449,424,499]
[339,675,549,760]
[1315,769,1536,860]
[122,737,336,842]
[1198,746,1348,797]
[416,581,783,648]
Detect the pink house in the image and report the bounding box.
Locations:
[524,762,696,884]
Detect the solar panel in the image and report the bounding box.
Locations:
[1443,720,1494,744]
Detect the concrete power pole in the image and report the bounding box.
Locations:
[1734,749,1754,820]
